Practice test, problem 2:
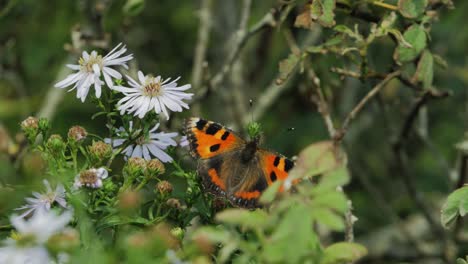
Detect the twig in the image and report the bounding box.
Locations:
[334,70,401,142]
[195,9,276,101]
[392,89,451,261]
[395,89,450,148]
[191,0,213,114]
[454,153,468,239]
[308,69,336,137]
[345,200,355,242]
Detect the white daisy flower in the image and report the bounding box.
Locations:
[0,209,73,264]
[73,167,108,189]
[105,122,177,162]
[16,179,67,218]
[0,245,50,264]
[113,71,193,119]
[11,208,73,244]
[55,43,133,102]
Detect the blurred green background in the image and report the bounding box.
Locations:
[1,0,467,262]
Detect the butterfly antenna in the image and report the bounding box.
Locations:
[249,99,254,124]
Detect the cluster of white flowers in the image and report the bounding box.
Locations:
[55,43,193,120]
[0,208,73,264]
[55,43,192,162]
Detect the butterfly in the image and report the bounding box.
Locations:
[184,117,294,208]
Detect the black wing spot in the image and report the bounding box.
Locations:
[195,119,208,130]
[273,156,280,167]
[270,171,277,182]
[206,123,222,135]
[221,131,230,140]
[210,144,221,152]
[284,159,294,172]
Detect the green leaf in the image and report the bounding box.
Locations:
[310,208,345,231]
[263,204,321,263]
[123,0,145,16]
[312,191,349,213]
[398,0,428,19]
[259,180,282,205]
[456,258,468,264]
[288,141,346,181]
[310,0,336,27]
[320,242,368,264]
[277,53,300,85]
[215,208,268,229]
[441,186,468,228]
[394,25,427,64]
[193,227,232,243]
[412,49,434,89]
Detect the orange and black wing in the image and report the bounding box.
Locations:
[184,117,245,199]
[226,150,295,208]
[184,117,244,159]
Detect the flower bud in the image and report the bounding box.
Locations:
[88,141,112,161]
[147,158,165,176]
[125,157,146,175]
[126,232,149,248]
[46,134,65,153]
[0,125,11,153]
[166,198,182,209]
[170,227,184,240]
[192,234,214,255]
[156,180,173,195]
[74,167,108,189]
[67,125,87,142]
[119,190,141,210]
[38,118,50,133]
[20,116,39,143]
[46,228,80,254]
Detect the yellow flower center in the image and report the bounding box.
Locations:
[79,54,103,73]
[143,77,163,97]
[135,135,147,145]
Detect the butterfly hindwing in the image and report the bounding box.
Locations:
[184,117,295,208]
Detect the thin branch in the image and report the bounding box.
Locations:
[395,89,450,148]
[334,70,401,142]
[195,9,276,101]
[191,0,213,114]
[391,89,451,261]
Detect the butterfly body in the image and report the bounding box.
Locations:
[184,117,294,208]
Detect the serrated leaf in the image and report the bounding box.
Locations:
[310,0,336,27]
[310,207,345,231]
[215,208,268,229]
[320,242,367,264]
[394,25,427,64]
[277,53,300,85]
[412,49,433,89]
[441,186,468,228]
[288,141,346,181]
[398,0,428,19]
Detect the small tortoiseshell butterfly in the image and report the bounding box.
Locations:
[184,117,294,208]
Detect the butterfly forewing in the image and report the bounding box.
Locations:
[184,117,295,208]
